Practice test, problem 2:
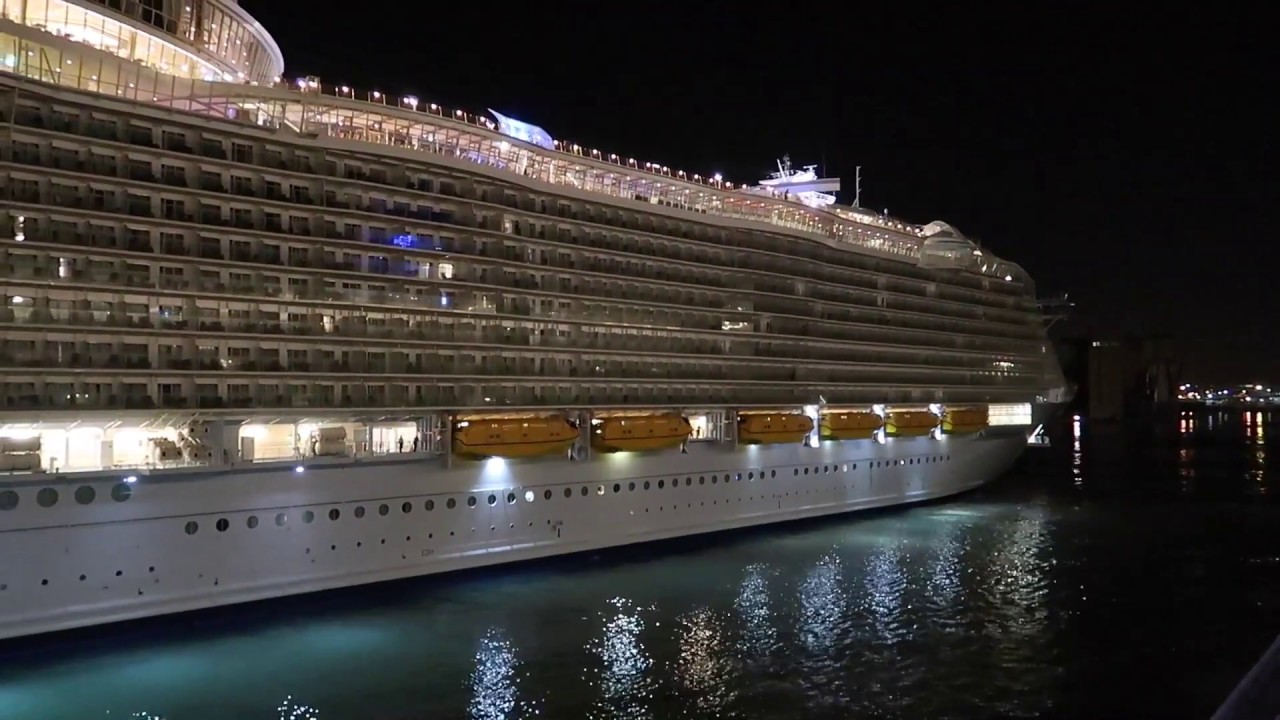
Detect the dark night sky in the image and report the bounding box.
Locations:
[241,3,1274,384]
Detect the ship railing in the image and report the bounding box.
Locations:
[272,88,1028,283]
[0,57,1022,284]
[0,383,1043,423]
[231,82,947,257]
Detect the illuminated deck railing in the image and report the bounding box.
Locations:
[0,23,1029,285]
[241,80,1030,285]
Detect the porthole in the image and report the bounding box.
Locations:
[379,503,390,516]
[487,494,497,506]
[303,510,315,523]
[401,502,412,514]
[658,480,665,489]
[0,490,17,511]
[612,483,620,493]
[544,489,553,500]
[771,470,776,478]
[216,518,229,532]
[275,513,287,526]
[524,490,535,503]
[564,488,573,498]
[184,521,198,535]
[507,492,516,504]
[328,508,340,521]
[424,500,434,511]
[111,483,132,502]
[247,515,259,529]
[467,496,477,508]
[711,476,717,484]
[685,477,692,486]
[643,481,650,490]
[803,468,809,475]
[596,485,604,495]
[355,506,366,518]
[36,487,58,507]
[447,498,457,509]
[581,486,589,496]
[628,482,636,491]
[748,472,754,480]
[74,485,96,505]
[699,476,705,485]
[793,469,799,477]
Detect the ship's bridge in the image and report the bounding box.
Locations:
[0,0,283,82]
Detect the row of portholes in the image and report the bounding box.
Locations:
[2,564,158,592]
[0,456,953,515]
[0,482,133,511]
[15,474,917,591]
[176,461,924,536]
[870,455,951,469]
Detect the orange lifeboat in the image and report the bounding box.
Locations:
[592,414,692,453]
[819,411,883,441]
[453,416,578,459]
[943,407,989,434]
[885,410,938,437]
[737,413,813,445]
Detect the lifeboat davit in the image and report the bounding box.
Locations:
[885,410,938,437]
[819,411,883,441]
[592,414,692,453]
[737,413,814,445]
[942,407,989,434]
[453,416,578,459]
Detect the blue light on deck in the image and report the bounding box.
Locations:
[489,109,555,151]
[391,233,418,249]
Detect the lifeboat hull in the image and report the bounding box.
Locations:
[819,411,883,441]
[737,414,814,445]
[943,408,989,435]
[885,411,938,438]
[592,415,692,453]
[453,418,578,460]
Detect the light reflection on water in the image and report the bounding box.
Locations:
[799,554,848,655]
[1,409,1278,720]
[586,597,655,720]
[468,629,527,720]
[733,563,775,659]
[674,607,731,714]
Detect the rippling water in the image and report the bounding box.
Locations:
[1,408,1278,719]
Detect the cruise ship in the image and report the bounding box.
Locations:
[0,0,1067,641]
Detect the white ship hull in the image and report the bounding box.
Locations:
[0,429,1029,640]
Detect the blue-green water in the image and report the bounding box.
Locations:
[1,410,1277,719]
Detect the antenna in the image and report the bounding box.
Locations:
[853,166,862,207]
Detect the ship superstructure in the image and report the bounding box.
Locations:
[0,0,1066,640]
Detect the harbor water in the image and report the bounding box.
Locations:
[0,408,1276,719]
